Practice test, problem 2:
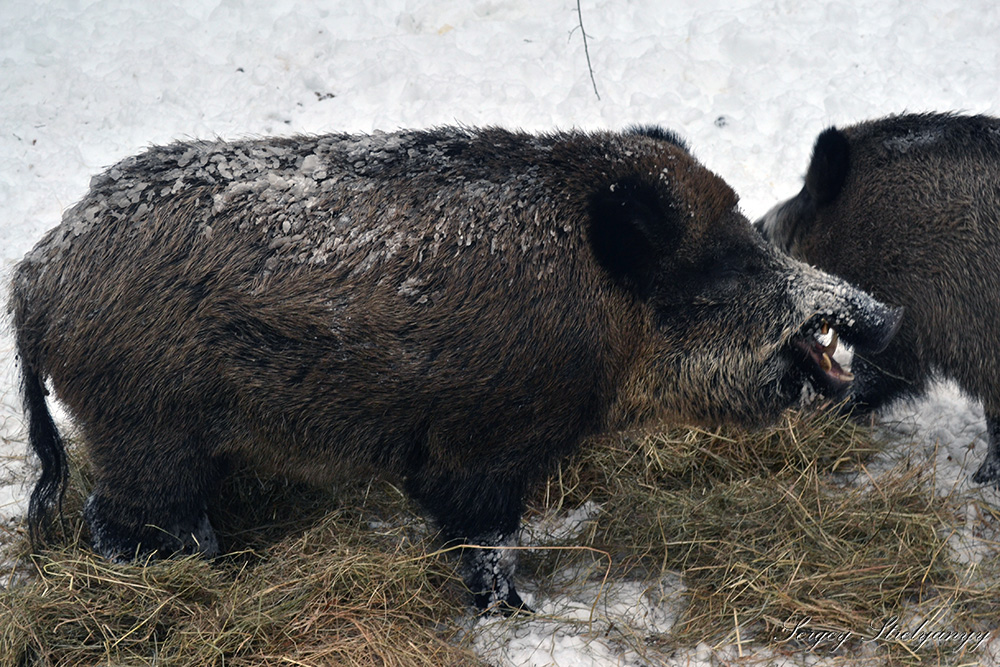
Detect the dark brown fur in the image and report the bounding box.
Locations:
[12,126,899,612]
[757,112,1000,487]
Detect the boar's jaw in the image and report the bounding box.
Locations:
[790,319,856,398]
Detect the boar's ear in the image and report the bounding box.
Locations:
[805,127,851,207]
[587,179,679,297]
[626,124,690,151]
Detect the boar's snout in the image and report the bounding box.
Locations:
[785,264,903,399]
[840,302,904,355]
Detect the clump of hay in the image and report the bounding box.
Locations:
[2,408,997,666]
[0,455,480,667]
[530,408,999,661]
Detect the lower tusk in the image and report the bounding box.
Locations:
[820,352,833,372]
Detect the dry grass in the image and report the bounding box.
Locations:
[2,408,998,665]
[529,408,999,662]
[1,461,481,667]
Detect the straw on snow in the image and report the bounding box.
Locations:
[528,408,998,663]
[1,457,478,666]
[1,408,997,666]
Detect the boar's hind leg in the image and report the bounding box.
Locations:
[405,471,531,615]
[972,416,1000,488]
[83,429,224,562]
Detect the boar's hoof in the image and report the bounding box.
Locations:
[976,420,1000,488]
[463,536,533,616]
[84,492,220,562]
[972,456,1000,488]
[474,587,534,617]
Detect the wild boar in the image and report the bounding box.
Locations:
[11,125,901,613]
[756,112,1000,488]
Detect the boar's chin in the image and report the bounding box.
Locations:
[608,346,814,432]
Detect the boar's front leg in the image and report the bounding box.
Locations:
[405,469,531,615]
[972,415,1000,488]
[461,530,528,614]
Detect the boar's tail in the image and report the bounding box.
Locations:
[19,358,68,548]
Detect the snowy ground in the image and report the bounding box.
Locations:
[1,1,998,665]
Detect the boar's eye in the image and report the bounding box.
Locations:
[691,250,757,302]
[708,253,749,281]
[645,249,755,317]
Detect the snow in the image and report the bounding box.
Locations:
[1,0,998,665]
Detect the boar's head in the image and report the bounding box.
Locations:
[594,128,901,428]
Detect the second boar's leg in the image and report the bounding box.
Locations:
[973,415,1000,487]
[405,469,530,614]
[847,323,929,417]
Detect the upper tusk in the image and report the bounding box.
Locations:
[822,329,839,356]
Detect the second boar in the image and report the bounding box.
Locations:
[757,112,1000,488]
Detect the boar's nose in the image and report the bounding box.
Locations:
[846,301,903,354]
[815,284,903,355]
[789,264,903,356]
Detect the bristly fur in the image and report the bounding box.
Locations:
[10,125,900,612]
[625,123,689,150]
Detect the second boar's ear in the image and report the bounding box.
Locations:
[587,179,679,298]
[805,127,851,207]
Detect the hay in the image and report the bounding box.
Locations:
[2,408,997,665]
[531,408,999,661]
[0,460,480,667]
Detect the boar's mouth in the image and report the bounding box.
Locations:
[786,300,902,399]
[791,318,855,398]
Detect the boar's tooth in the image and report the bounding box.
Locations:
[823,329,839,356]
[820,352,833,372]
[821,320,829,335]
[841,371,855,382]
